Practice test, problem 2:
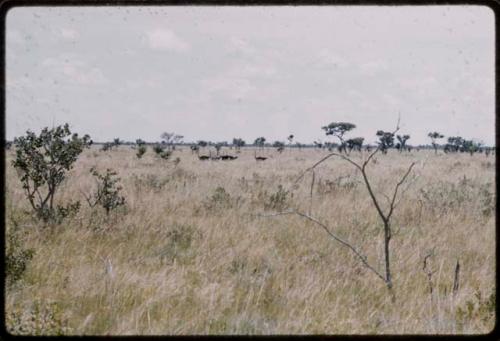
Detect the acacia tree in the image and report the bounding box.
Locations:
[254,137,266,150]
[12,124,92,222]
[428,132,444,154]
[161,132,183,151]
[321,122,356,154]
[376,130,395,154]
[444,136,464,153]
[396,134,410,153]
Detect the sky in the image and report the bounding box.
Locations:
[5,5,495,146]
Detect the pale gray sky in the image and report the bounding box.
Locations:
[6,6,495,145]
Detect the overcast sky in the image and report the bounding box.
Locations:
[6,6,495,145]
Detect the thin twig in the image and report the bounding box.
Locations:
[387,162,416,220]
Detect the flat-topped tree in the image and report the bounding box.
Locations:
[428,132,444,154]
[444,136,464,153]
[396,134,410,153]
[376,130,395,154]
[321,122,356,153]
[254,137,266,150]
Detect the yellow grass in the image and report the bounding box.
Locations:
[4,146,496,334]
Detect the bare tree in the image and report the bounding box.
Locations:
[265,118,415,300]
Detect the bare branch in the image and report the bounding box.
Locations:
[257,210,386,283]
[387,162,416,220]
[294,152,362,184]
[362,146,380,169]
[309,170,316,215]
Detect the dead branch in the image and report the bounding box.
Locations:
[256,209,387,284]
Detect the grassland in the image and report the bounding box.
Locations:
[4,146,496,334]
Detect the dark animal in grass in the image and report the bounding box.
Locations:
[254,150,267,161]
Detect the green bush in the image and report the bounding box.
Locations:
[136,145,147,159]
[204,186,232,210]
[84,168,126,215]
[5,231,34,287]
[12,123,91,222]
[264,185,290,211]
[153,145,171,160]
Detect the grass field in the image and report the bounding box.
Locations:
[4,146,496,334]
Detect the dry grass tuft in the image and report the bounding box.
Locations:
[5,147,495,334]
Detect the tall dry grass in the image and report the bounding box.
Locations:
[4,146,495,334]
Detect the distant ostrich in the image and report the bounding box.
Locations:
[254,150,267,161]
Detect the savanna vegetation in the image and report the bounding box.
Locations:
[4,123,495,335]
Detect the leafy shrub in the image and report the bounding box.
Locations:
[420,179,494,216]
[136,145,147,159]
[84,168,126,215]
[204,186,233,210]
[264,185,290,211]
[6,300,71,335]
[47,201,81,224]
[12,123,91,222]
[153,145,171,160]
[5,231,34,287]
